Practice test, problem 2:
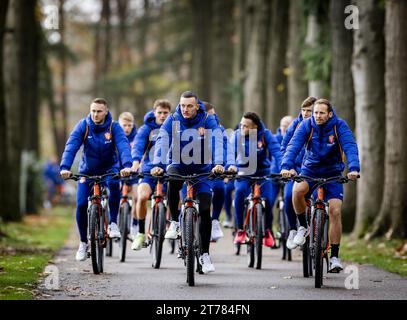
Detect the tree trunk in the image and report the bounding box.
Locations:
[351,0,385,238]
[190,0,213,100]
[116,0,132,66]
[286,0,308,117]
[210,0,235,127]
[330,0,355,232]
[305,14,324,98]
[232,0,252,126]
[368,0,407,239]
[0,0,11,221]
[243,0,271,119]
[267,0,288,131]
[58,0,67,160]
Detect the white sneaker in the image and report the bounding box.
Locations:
[131,233,145,251]
[75,242,88,261]
[211,219,224,241]
[108,222,121,239]
[286,230,298,250]
[222,219,233,228]
[293,226,309,246]
[199,253,215,274]
[165,221,180,240]
[130,225,139,240]
[328,257,343,273]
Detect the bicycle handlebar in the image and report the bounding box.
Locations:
[65,172,120,183]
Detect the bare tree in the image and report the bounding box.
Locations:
[267,0,288,131]
[210,0,235,127]
[286,0,308,117]
[190,0,213,100]
[368,0,407,239]
[0,0,10,221]
[352,0,385,238]
[330,0,355,231]
[243,0,271,118]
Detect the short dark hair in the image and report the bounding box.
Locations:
[92,98,108,107]
[202,101,215,112]
[314,98,333,112]
[243,112,261,128]
[180,90,199,101]
[301,96,317,109]
[153,99,172,111]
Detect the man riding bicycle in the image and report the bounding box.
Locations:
[130,99,172,250]
[60,98,132,261]
[118,111,139,237]
[227,112,282,248]
[280,96,316,249]
[280,98,360,272]
[151,91,224,274]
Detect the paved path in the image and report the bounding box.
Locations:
[37,224,407,300]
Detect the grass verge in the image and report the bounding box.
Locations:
[341,235,407,277]
[0,206,74,300]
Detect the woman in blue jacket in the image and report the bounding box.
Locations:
[60,98,132,261]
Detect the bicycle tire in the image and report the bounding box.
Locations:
[255,203,263,270]
[119,202,130,262]
[185,207,196,286]
[302,236,310,278]
[152,202,166,269]
[89,204,104,274]
[314,208,325,288]
[247,207,255,268]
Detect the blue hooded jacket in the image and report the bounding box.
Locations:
[153,100,224,173]
[131,111,162,173]
[226,120,282,176]
[60,112,133,174]
[281,110,360,176]
[271,128,284,173]
[281,112,306,173]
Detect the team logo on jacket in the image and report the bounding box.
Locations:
[328,135,335,144]
[198,127,205,136]
[104,132,112,141]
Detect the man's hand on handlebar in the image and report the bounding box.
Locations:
[280,169,297,179]
[151,167,164,176]
[347,171,359,181]
[120,167,132,177]
[60,170,72,179]
[212,165,225,174]
[227,165,238,174]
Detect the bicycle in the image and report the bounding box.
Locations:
[236,174,282,270]
[117,176,135,262]
[66,172,119,274]
[140,173,168,269]
[165,172,226,287]
[274,181,292,261]
[291,174,359,288]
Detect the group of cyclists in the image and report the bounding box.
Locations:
[59,90,360,277]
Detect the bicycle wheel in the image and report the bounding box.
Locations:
[90,204,104,274]
[302,236,311,277]
[247,207,255,268]
[119,202,130,262]
[184,207,196,286]
[314,209,325,288]
[151,202,166,269]
[255,203,264,270]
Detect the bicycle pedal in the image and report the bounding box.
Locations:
[142,242,148,248]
